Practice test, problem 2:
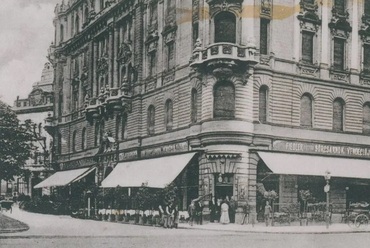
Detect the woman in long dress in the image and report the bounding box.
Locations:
[219,201,230,224]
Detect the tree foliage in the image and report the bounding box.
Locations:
[0,100,35,181]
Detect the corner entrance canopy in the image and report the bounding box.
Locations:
[34,167,96,189]
[257,151,370,179]
[101,152,197,189]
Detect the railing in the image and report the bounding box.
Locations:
[190,42,257,67]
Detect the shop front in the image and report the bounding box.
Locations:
[254,141,370,224]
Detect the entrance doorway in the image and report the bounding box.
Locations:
[214,173,233,201]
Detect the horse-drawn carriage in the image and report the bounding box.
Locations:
[344,202,369,228]
[0,200,14,213]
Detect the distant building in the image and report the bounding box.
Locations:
[1,62,55,197]
[39,0,370,223]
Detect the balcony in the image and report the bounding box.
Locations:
[190,42,257,74]
[84,84,131,122]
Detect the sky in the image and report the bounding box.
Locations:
[0,0,61,106]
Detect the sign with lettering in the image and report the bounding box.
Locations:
[60,157,96,170]
[141,142,188,158]
[273,140,370,158]
[118,150,138,161]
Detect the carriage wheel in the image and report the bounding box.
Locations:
[354,214,369,228]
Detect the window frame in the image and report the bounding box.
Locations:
[333,98,345,132]
[333,37,346,71]
[259,86,269,123]
[213,81,235,119]
[191,88,198,124]
[147,105,156,135]
[214,11,237,44]
[260,18,270,55]
[300,93,313,128]
[301,31,315,64]
[165,99,173,131]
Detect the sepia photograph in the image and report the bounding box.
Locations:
[1,0,370,247]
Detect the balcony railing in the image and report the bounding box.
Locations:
[190,42,257,68]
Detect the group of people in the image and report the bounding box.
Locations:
[158,202,179,229]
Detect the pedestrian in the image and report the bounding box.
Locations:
[229,196,236,223]
[209,196,216,223]
[219,199,230,224]
[188,200,196,226]
[195,201,203,225]
[158,204,165,227]
[173,204,179,228]
[241,202,250,225]
[264,201,272,226]
[167,202,175,228]
[164,203,172,228]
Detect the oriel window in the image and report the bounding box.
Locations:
[214,12,236,43]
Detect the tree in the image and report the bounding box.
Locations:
[0,100,35,181]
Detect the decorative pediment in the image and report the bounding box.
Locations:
[360,15,370,42]
[29,88,45,106]
[329,7,351,38]
[206,0,243,18]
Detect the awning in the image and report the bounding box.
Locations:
[34,167,95,188]
[101,152,197,188]
[257,151,370,179]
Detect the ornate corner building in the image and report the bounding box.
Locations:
[41,0,370,223]
[0,63,55,197]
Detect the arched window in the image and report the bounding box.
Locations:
[84,7,89,24]
[147,105,155,135]
[300,93,313,128]
[363,102,370,134]
[165,99,173,131]
[333,98,345,131]
[58,133,62,154]
[81,128,86,150]
[214,81,235,118]
[72,131,77,152]
[259,86,268,123]
[191,89,198,123]
[214,12,236,43]
[122,113,127,140]
[60,24,64,42]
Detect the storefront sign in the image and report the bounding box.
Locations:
[60,157,96,170]
[273,140,370,158]
[141,142,188,158]
[118,150,138,161]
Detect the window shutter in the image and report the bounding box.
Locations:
[259,87,267,123]
[333,99,344,131]
[302,32,314,63]
[333,38,345,70]
[300,94,313,127]
[214,82,235,118]
[363,104,370,134]
[260,19,269,55]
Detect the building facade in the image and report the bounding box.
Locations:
[0,62,55,197]
[45,0,370,223]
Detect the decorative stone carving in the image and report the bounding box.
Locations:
[192,0,200,22]
[207,0,243,17]
[298,0,321,32]
[329,5,352,38]
[360,15,370,42]
[97,53,109,75]
[261,0,272,18]
[117,42,132,64]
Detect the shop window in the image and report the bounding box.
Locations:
[363,103,370,134]
[214,12,236,43]
[302,31,314,64]
[259,86,268,123]
[333,98,345,131]
[333,38,345,71]
[213,81,235,118]
[260,18,270,55]
[165,99,173,131]
[72,130,77,152]
[147,105,155,135]
[300,93,313,128]
[363,44,370,73]
[81,128,86,150]
[122,113,127,140]
[191,88,198,123]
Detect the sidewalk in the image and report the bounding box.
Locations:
[2,205,370,234]
[178,221,370,234]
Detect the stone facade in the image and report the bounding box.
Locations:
[46,0,370,223]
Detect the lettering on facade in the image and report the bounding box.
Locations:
[118,150,138,161]
[141,142,188,158]
[273,140,370,157]
[60,157,96,170]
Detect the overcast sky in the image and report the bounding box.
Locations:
[0,0,61,106]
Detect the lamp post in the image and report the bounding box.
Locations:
[87,190,92,218]
[324,171,331,229]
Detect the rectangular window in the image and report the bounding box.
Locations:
[260,19,270,55]
[149,3,158,25]
[167,42,175,70]
[149,52,156,77]
[366,0,370,17]
[302,31,314,64]
[334,0,345,14]
[192,23,199,48]
[364,44,370,72]
[333,38,345,70]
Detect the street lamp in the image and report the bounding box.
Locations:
[86,190,92,218]
[324,171,331,229]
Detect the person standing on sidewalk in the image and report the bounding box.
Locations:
[241,202,250,225]
[264,201,272,226]
[158,204,165,227]
[188,200,196,226]
[220,199,230,224]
